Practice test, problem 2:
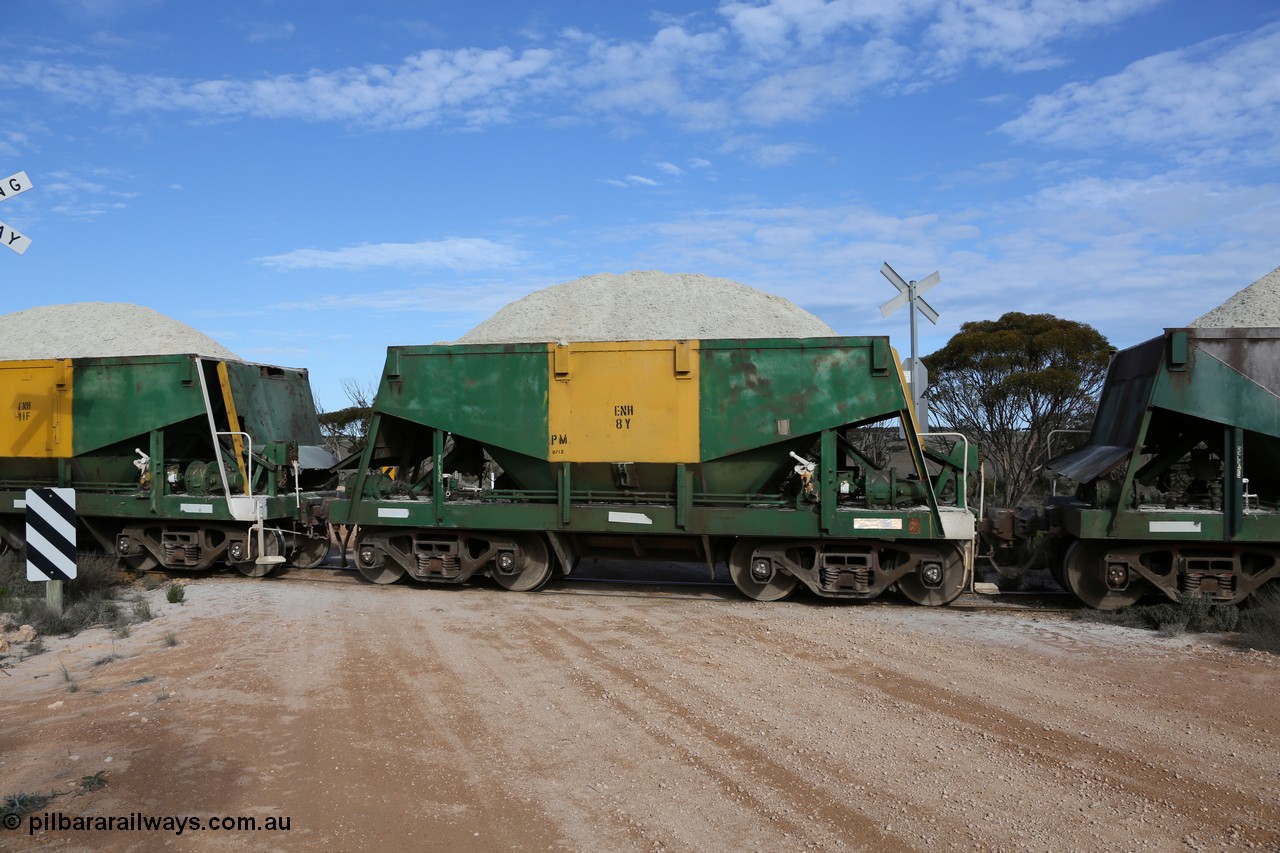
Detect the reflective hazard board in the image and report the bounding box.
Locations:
[25,487,76,581]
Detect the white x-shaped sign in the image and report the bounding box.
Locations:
[879,262,939,323]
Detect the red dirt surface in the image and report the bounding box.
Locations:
[3,573,1278,852]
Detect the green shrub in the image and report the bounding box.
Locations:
[1238,586,1280,653]
[131,599,153,622]
[2,789,59,818]
[79,771,107,793]
[1210,602,1240,632]
[166,584,185,604]
[1,553,132,637]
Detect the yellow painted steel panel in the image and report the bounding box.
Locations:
[547,341,699,463]
[0,359,73,458]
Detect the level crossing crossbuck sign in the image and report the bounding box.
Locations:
[26,487,77,581]
[0,170,34,255]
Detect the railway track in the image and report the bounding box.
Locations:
[174,561,1082,614]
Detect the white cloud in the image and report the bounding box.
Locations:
[0,129,33,158]
[655,161,684,176]
[1001,22,1280,163]
[255,237,526,272]
[719,0,931,56]
[247,21,296,43]
[4,47,557,130]
[924,0,1163,73]
[52,0,162,20]
[588,171,1280,351]
[721,134,816,166]
[265,283,525,315]
[603,175,662,187]
[36,168,136,220]
[1,0,1170,143]
[719,0,1161,72]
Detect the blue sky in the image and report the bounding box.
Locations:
[2,0,1277,409]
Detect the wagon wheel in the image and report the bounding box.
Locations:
[1047,552,1067,591]
[491,533,553,591]
[354,533,404,584]
[236,528,285,578]
[728,540,799,601]
[897,544,967,606]
[290,533,331,569]
[1063,539,1146,610]
[120,551,159,573]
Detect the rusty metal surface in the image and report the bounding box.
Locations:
[1183,327,1280,397]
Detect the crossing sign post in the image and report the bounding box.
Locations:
[880,262,941,429]
[26,487,76,615]
[0,170,34,255]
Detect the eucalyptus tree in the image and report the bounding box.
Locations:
[924,312,1111,506]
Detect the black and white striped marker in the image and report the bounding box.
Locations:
[25,487,76,581]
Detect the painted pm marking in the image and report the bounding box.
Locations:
[26,487,76,582]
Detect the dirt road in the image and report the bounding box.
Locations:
[3,572,1278,851]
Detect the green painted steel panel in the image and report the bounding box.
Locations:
[223,361,324,446]
[698,337,908,460]
[1062,506,1280,543]
[341,496,943,541]
[373,344,550,460]
[1153,346,1280,445]
[71,355,207,455]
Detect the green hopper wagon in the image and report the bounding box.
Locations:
[1048,327,1280,608]
[331,336,978,604]
[0,354,335,574]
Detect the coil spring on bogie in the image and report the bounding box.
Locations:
[819,550,874,593]
[162,543,200,565]
[820,565,873,592]
[1181,572,1236,598]
[411,536,463,578]
[1181,555,1237,598]
[415,552,460,577]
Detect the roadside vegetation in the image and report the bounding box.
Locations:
[0,552,175,657]
[3,771,110,823]
[1082,586,1280,653]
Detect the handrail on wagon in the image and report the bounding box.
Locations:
[918,431,977,513]
[920,431,982,596]
[1047,429,1089,495]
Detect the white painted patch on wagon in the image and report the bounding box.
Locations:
[1149,520,1201,533]
[608,511,653,525]
[854,517,903,530]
